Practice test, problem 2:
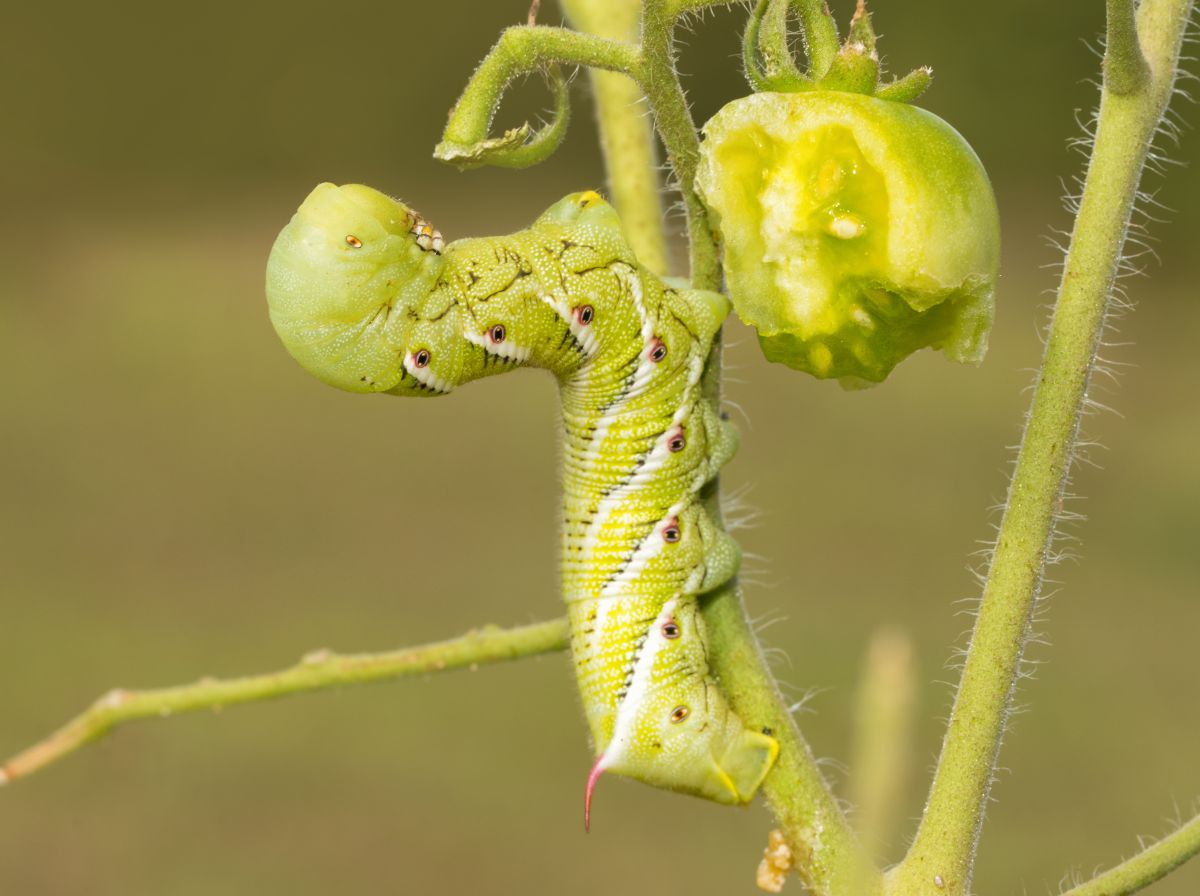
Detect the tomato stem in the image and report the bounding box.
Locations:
[641,3,878,889]
[1105,0,1152,95]
[886,1,1196,894]
[1057,816,1200,896]
[0,620,571,785]
[560,0,670,276]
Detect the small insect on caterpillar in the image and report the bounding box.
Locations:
[266,184,778,825]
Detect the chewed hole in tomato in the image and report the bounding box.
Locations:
[697,91,1000,386]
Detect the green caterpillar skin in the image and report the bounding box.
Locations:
[266,184,778,820]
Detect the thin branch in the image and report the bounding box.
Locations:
[1105,0,1151,95]
[0,619,569,786]
[640,0,720,289]
[701,345,877,896]
[1057,814,1200,896]
[701,576,879,894]
[665,0,744,15]
[637,3,876,888]
[890,1,1195,894]
[559,0,670,276]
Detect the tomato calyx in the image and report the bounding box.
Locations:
[744,0,932,103]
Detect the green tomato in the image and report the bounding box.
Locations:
[697,91,1000,385]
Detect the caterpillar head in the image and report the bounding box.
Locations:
[266,183,446,393]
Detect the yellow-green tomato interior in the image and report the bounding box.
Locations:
[698,91,1000,383]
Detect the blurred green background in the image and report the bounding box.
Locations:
[1,1,1197,893]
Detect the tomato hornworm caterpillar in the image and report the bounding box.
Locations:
[266,184,778,824]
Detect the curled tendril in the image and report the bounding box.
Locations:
[434,24,641,173]
[435,65,570,170]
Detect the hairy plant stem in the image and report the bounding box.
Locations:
[699,346,877,896]
[0,620,569,785]
[665,0,743,18]
[631,3,875,890]
[1058,814,1200,896]
[638,0,720,288]
[888,2,1195,894]
[560,0,670,276]
[702,578,880,894]
[1105,0,1151,95]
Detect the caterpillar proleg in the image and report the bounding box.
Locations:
[266,184,779,822]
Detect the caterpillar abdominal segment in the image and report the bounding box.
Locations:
[266,184,779,822]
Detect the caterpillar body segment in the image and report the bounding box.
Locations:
[266,184,779,817]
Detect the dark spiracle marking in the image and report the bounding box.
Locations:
[488,324,507,344]
[575,304,594,325]
[413,349,431,368]
[662,518,681,543]
[345,235,362,248]
[661,619,681,639]
[670,705,690,723]
[648,337,667,363]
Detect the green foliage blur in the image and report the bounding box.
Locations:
[0,1,1196,893]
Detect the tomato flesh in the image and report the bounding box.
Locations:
[698,91,1000,384]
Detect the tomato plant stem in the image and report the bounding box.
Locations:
[888,2,1195,894]
[560,0,670,276]
[1106,0,1152,95]
[639,0,721,288]
[0,619,570,786]
[1058,815,1200,896]
[637,4,877,889]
